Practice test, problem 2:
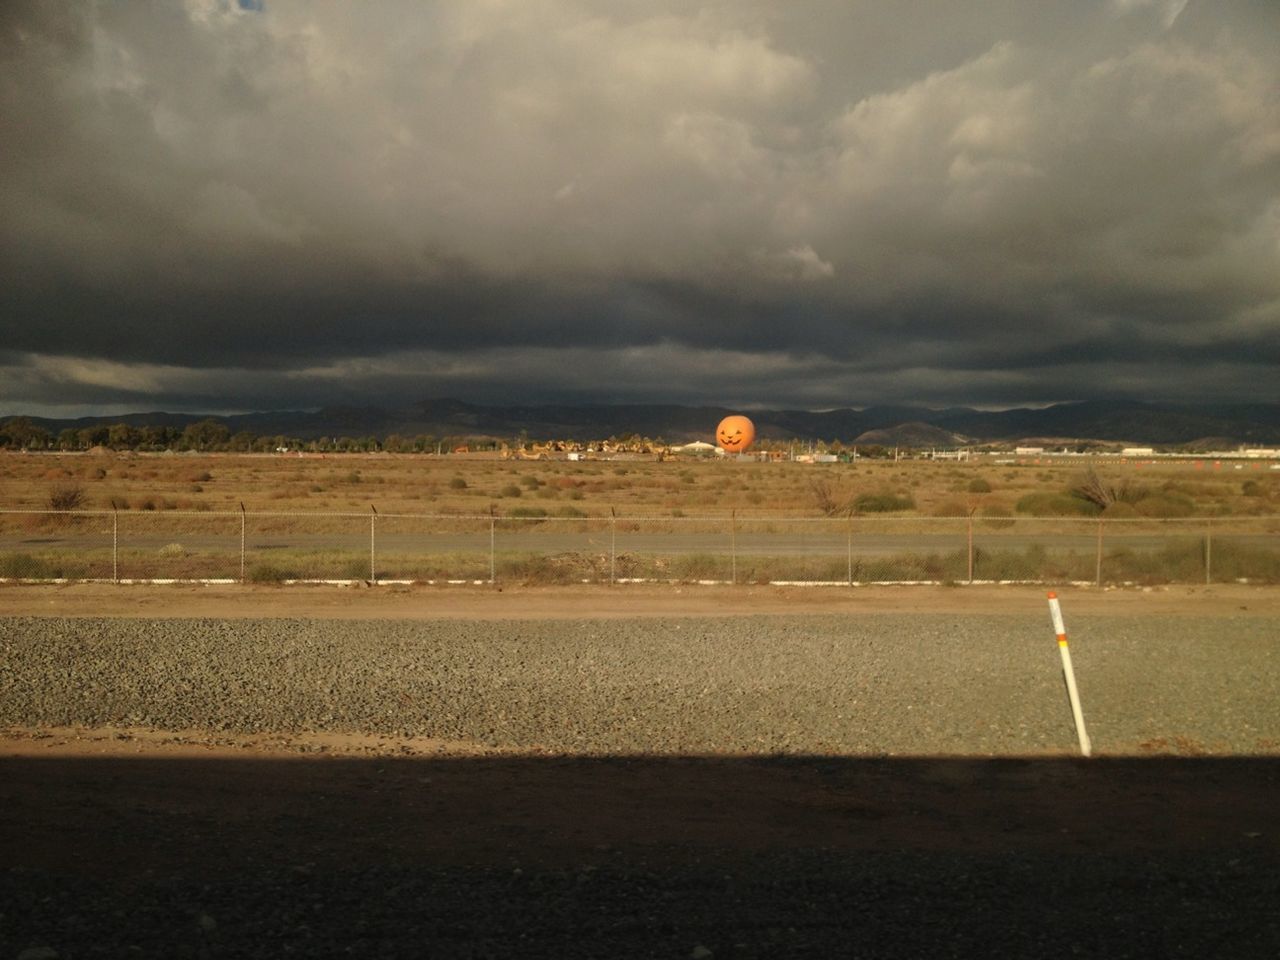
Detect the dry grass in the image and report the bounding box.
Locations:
[0,451,1276,519]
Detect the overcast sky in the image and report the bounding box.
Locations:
[2,0,1278,416]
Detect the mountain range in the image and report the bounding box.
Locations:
[10,398,1280,447]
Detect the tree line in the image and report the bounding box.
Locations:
[1,415,901,458]
[0,417,463,454]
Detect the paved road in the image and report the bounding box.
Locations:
[3,530,1272,557]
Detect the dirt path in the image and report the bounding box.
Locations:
[3,579,1277,620]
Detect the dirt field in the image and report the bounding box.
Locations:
[3,448,1277,518]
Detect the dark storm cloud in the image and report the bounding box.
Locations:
[1,0,1278,414]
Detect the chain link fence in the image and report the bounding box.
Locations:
[2,509,1278,586]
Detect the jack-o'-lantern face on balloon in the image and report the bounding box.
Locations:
[716,415,756,453]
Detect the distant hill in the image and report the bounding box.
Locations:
[853,422,964,447]
[7,397,1280,447]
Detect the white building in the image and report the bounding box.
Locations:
[671,441,718,456]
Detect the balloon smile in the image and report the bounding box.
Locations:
[715,415,755,453]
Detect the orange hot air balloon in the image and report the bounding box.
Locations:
[715,415,756,453]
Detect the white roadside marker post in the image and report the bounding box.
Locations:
[1047,591,1092,758]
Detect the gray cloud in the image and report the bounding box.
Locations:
[1,0,1278,414]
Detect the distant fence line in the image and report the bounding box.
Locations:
[2,509,1278,587]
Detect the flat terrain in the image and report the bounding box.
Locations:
[5,579,1279,619]
[3,585,1279,956]
[6,451,1279,586]
[3,448,1278,518]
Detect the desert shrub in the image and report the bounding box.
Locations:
[1131,493,1195,518]
[975,544,1047,581]
[979,503,1015,528]
[1163,480,1215,497]
[967,477,992,493]
[1203,540,1280,582]
[810,477,853,516]
[1070,468,1145,510]
[48,486,87,511]
[507,507,548,520]
[499,484,522,498]
[189,471,213,483]
[247,562,293,583]
[341,557,370,580]
[1103,541,1206,584]
[1242,480,1264,497]
[0,552,88,579]
[1015,492,1100,517]
[0,553,55,578]
[854,492,915,513]
[520,475,542,488]
[672,553,723,580]
[448,477,468,489]
[555,506,587,519]
[157,543,186,558]
[930,498,968,518]
[567,489,584,500]
[497,553,581,585]
[969,544,1092,583]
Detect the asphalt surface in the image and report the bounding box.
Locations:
[5,528,1274,558]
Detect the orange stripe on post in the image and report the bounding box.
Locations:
[1046,591,1092,757]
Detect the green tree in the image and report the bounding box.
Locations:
[78,425,109,448]
[227,431,256,452]
[1,417,52,449]
[107,423,141,449]
[181,419,231,451]
[141,425,177,449]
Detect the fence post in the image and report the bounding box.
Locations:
[609,507,616,586]
[846,515,853,587]
[1205,517,1212,585]
[966,509,974,584]
[112,505,119,584]
[239,502,246,584]
[730,509,737,585]
[489,506,496,585]
[1095,518,1103,587]
[370,505,377,584]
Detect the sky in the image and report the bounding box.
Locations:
[2,0,1278,417]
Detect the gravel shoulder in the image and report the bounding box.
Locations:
[4,612,1278,755]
